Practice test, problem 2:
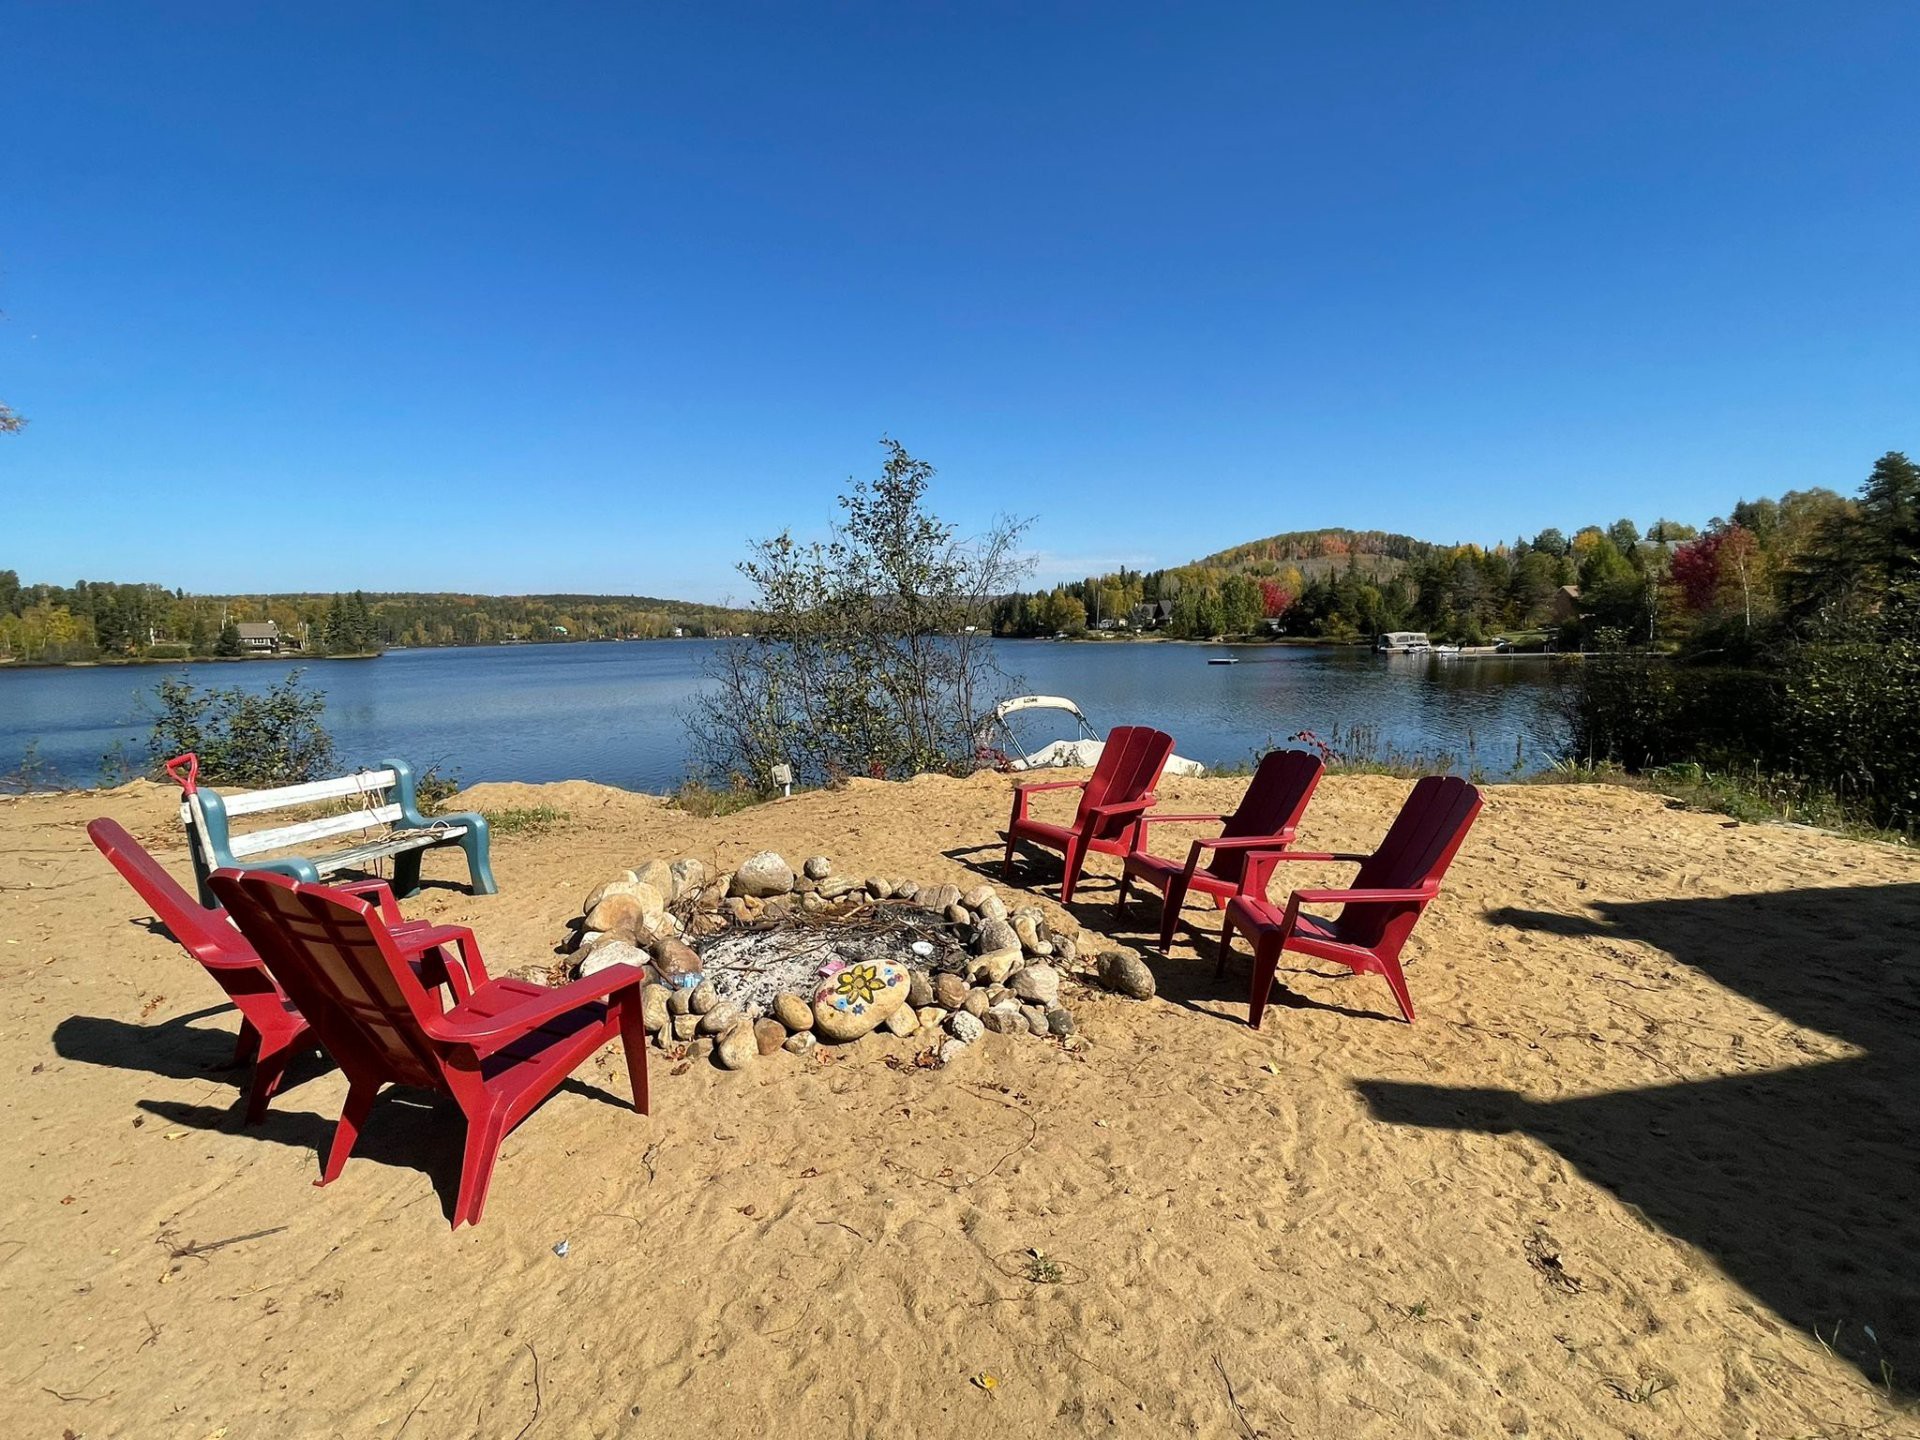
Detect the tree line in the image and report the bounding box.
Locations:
[0,576,751,663]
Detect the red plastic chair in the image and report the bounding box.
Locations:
[210,868,650,1228]
[1002,726,1175,903]
[1116,749,1325,950]
[1218,775,1482,1026]
[87,817,438,1123]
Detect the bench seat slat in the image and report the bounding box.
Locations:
[229,804,406,857]
[220,770,399,817]
[312,827,468,873]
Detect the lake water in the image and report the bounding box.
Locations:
[0,640,1568,792]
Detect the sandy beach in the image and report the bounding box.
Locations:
[2,770,1915,1438]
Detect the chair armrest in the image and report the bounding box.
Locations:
[1009,777,1086,824]
[389,923,487,998]
[1193,831,1297,853]
[424,964,646,1043]
[1087,797,1154,820]
[333,878,402,925]
[1243,850,1371,865]
[1185,829,1298,880]
[1290,883,1439,907]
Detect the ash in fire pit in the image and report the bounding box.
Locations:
[696,907,963,1019]
[562,850,1146,1071]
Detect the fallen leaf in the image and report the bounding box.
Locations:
[970,1372,998,1394]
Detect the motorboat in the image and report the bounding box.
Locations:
[1206,655,1239,666]
[976,695,1207,775]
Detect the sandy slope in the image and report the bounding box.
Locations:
[1,771,1915,1438]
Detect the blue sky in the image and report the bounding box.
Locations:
[3,3,1915,602]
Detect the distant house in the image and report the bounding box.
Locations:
[235,621,282,653]
[1128,600,1175,630]
[1550,585,1583,623]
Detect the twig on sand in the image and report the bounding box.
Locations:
[165,1225,289,1261]
[815,1219,870,1243]
[393,1378,436,1437]
[512,1342,542,1440]
[1213,1355,1255,1439]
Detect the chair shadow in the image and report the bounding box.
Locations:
[56,1010,630,1223]
[943,843,1401,1026]
[1358,882,1920,1396]
[54,1009,337,1101]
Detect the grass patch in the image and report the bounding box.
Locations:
[669,777,771,818]
[482,805,570,837]
[1536,759,1912,843]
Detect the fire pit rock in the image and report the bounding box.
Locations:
[560,850,1089,1070]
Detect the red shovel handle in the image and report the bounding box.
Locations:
[164,753,200,795]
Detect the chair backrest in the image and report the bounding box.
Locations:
[1210,749,1326,885]
[210,869,447,1091]
[88,817,256,969]
[1074,726,1176,836]
[1337,775,1483,954]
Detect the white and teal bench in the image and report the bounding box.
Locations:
[173,755,497,907]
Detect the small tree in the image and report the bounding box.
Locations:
[690,440,1030,788]
[215,619,244,656]
[147,671,338,786]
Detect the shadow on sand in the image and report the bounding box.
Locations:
[944,839,1401,1025]
[1358,883,1920,1396]
[54,1008,631,1224]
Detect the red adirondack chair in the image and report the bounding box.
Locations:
[1116,748,1325,950]
[87,817,442,1123]
[1218,775,1482,1026]
[210,868,650,1228]
[1002,726,1175,904]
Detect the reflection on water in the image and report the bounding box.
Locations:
[0,639,1567,792]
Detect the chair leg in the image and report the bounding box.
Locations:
[1378,958,1417,1024]
[1216,907,1236,979]
[317,1079,380,1187]
[1002,833,1018,881]
[1248,936,1284,1032]
[231,1018,261,1068]
[1058,839,1087,905]
[454,1113,506,1229]
[1158,876,1190,953]
[618,1000,651,1115]
[245,1036,295,1125]
[1114,868,1133,919]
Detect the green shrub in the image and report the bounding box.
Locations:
[146,670,337,786]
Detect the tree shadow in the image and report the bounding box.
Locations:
[1358,882,1920,1396]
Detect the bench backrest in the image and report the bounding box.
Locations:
[183,769,403,860]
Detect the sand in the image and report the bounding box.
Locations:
[1,771,1916,1438]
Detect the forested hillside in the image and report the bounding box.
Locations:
[0,579,749,663]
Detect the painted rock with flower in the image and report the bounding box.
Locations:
[810,954,912,1042]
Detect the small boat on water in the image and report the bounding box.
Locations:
[1376,631,1432,653]
[976,695,1208,775]
[1206,656,1239,666]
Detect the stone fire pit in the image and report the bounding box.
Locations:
[557,850,1156,1071]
